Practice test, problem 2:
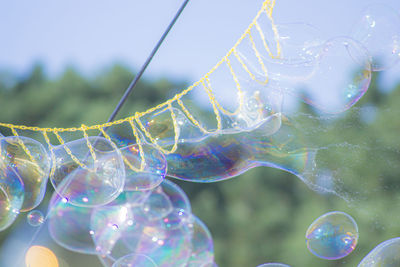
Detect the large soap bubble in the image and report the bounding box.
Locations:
[0,165,24,231]
[0,136,50,211]
[185,215,215,267]
[50,137,125,207]
[112,253,157,267]
[47,193,98,254]
[120,143,166,191]
[93,180,193,267]
[352,4,400,71]
[305,211,358,260]
[358,237,400,267]
[289,37,371,114]
[257,264,290,267]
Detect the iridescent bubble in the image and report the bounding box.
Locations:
[0,165,24,231]
[121,143,166,191]
[112,253,157,267]
[141,188,173,221]
[25,246,59,267]
[27,210,44,227]
[0,136,50,211]
[257,264,290,267]
[47,192,97,254]
[166,118,313,183]
[185,216,214,267]
[358,237,400,267]
[352,4,400,71]
[292,36,371,114]
[94,180,193,267]
[50,137,125,207]
[305,211,358,260]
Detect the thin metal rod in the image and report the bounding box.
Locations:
[105,0,190,125]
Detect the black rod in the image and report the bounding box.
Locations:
[105,0,190,125]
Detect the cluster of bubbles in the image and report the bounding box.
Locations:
[0,1,400,266]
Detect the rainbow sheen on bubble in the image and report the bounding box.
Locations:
[358,237,400,267]
[305,211,358,260]
[0,164,24,231]
[112,253,157,267]
[0,136,50,212]
[27,210,44,227]
[352,4,400,71]
[50,137,125,207]
[166,116,314,184]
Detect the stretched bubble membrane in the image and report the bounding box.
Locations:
[0,164,24,231]
[185,216,215,267]
[120,143,166,191]
[27,210,44,227]
[112,253,157,267]
[257,264,291,267]
[0,136,50,211]
[358,237,400,267]
[50,137,125,207]
[166,116,314,185]
[351,4,400,71]
[305,211,358,260]
[94,180,193,267]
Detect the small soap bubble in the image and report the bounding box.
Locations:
[358,237,400,267]
[27,210,44,227]
[351,4,400,71]
[306,211,358,260]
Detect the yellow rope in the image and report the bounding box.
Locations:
[0,0,281,165]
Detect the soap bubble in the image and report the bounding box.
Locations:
[291,36,371,113]
[112,253,157,267]
[358,237,400,267]
[0,165,24,231]
[93,180,193,267]
[47,192,97,254]
[141,188,173,221]
[257,264,291,267]
[50,137,125,207]
[0,136,50,211]
[352,4,400,71]
[305,211,358,260]
[121,143,166,191]
[185,216,214,267]
[264,22,323,82]
[27,210,44,227]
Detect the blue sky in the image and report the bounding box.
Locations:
[0,0,400,88]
